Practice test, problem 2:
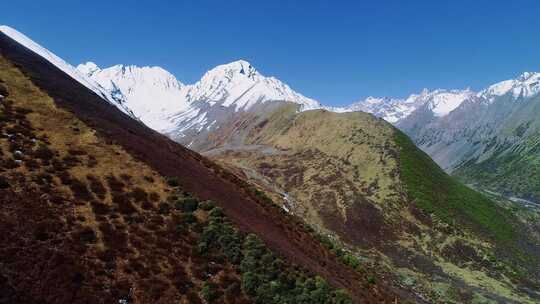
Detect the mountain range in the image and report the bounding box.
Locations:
[0,25,379,304]
[76,60,320,133]
[71,29,540,302]
[1,25,540,304]
[76,57,540,205]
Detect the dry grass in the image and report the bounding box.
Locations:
[0,56,251,304]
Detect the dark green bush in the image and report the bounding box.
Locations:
[200,281,218,302]
[0,175,10,189]
[342,253,361,271]
[199,200,216,211]
[208,207,224,219]
[166,176,180,187]
[180,212,197,224]
[158,202,171,215]
[175,197,199,212]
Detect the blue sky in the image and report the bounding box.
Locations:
[2,0,540,106]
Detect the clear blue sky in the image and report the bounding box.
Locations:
[2,0,540,106]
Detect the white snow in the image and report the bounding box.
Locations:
[0,25,134,117]
[329,89,471,122]
[8,23,535,133]
[78,59,321,132]
[182,60,320,111]
[77,63,189,130]
[77,62,101,76]
[346,72,540,124]
[478,72,540,102]
[333,96,422,123]
[425,89,474,117]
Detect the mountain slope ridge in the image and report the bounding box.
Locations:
[397,72,540,203]
[0,25,136,118]
[0,27,407,303]
[191,100,540,303]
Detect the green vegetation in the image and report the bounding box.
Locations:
[0,58,357,303]
[166,176,180,187]
[199,200,216,211]
[394,130,515,242]
[249,186,366,276]
[175,196,199,212]
[455,132,540,204]
[313,234,362,272]
[198,203,353,304]
[200,281,219,302]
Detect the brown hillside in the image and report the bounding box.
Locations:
[0,33,408,303]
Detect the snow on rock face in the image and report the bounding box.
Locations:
[77,62,101,77]
[0,25,134,117]
[418,89,475,117]
[333,89,473,123]
[183,60,320,111]
[337,96,424,123]
[77,63,188,130]
[78,59,321,132]
[330,72,539,125]
[478,72,540,102]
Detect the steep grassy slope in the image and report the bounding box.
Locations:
[399,92,540,205]
[0,58,253,303]
[237,106,403,245]
[454,130,540,204]
[0,35,406,303]
[394,130,516,243]
[199,104,540,303]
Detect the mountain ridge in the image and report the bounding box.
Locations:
[0,25,136,118]
[77,60,321,132]
[2,24,540,303]
[76,40,540,206]
[79,59,540,133]
[0,26,399,304]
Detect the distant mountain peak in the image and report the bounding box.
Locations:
[78,59,320,132]
[336,88,474,123]
[215,59,258,79]
[76,62,188,130]
[421,89,475,117]
[185,60,319,110]
[478,71,540,102]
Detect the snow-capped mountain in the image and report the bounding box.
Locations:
[344,97,416,123]
[397,72,540,203]
[478,72,540,103]
[184,60,320,111]
[417,89,475,117]
[78,60,320,132]
[332,88,474,123]
[0,25,135,118]
[76,63,189,130]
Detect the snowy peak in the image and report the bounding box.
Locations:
[207,60,259,80]
[77,61,101,77]
[416,88,475,117]
[86,64,185,91]
[0,26,134,117]
[185,59,320,110]
[342,97,413,123]
[78,59,320,132]
[336,88,474,123]
[478,71,540,102]
[77,63,189,131]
